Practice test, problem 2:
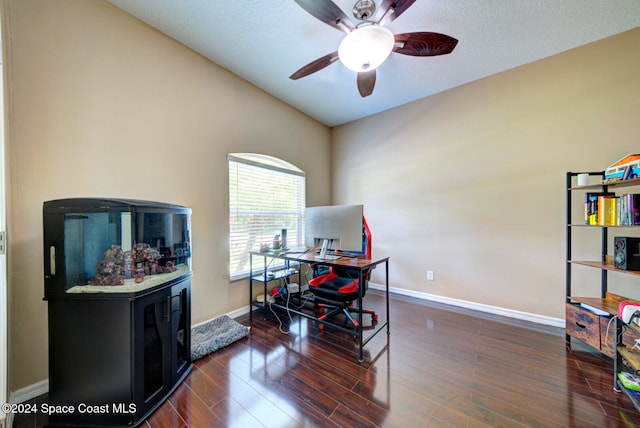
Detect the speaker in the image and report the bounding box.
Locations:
[614,237,640,270]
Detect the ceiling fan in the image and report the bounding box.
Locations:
[289,0,458,97]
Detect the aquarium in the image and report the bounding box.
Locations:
[44,198,191,296]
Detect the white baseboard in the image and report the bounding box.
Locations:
[238,284,565,328]
[5,373,48,427]
[9,378,49,404]
[192,306,251,328]
[224,305,251,320]
[368,283,565,328]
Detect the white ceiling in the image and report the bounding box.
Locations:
[106,0,640,127]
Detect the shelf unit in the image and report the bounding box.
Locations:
[565,172,640,357]
[614,316,640,411]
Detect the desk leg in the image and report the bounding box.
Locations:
[386,259,390,334]
[249,254,253,320]
[262,255,268,320]
[358,269,364,363]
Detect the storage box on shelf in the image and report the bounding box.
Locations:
[566,172,640,357]
[566,292,640,357]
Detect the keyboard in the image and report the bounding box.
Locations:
[314,254,342,261]
[283,246,309,254]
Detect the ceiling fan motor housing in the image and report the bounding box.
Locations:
[353,0,377,21]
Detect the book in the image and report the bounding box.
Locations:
[618,372,640,391]
[621,194,629,225]
[579,303,609,316]
[619,194,640,225]
[631,194,640,225]
[617,197,622,226]
[597,195,618,226]
[585,192,615,225]
[606,196,619,226]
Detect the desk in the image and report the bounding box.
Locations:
[249,249,390,362]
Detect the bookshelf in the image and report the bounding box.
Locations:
[565,171,640,358]
[614,317,640,411]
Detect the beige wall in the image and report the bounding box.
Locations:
[4,0,331,391]
[332,28,640,320]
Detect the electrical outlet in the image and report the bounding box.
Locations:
[427,271,434,281]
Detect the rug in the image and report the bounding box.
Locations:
[191,315,250,361]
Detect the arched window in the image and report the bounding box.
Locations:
[228,153,306,280]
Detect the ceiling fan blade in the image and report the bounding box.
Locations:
[289,52,339,80]
[357,70,376,97]
[375,0,417,25]
[393,32,458,56]
[293,0,355,33]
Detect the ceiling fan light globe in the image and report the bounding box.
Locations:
[338,25,394,72]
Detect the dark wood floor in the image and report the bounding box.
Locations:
[13,291,640,427]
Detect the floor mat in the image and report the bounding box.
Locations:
[191,315,250,361]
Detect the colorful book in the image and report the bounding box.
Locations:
[597,196,618,226]
[585,192,614,225]
[621,194,629,225]
[631,194,640,225]
[619,194,640,225]
[617,197,622,226]
[618,372,640,391]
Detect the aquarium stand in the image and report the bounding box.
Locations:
[45,276,191,427]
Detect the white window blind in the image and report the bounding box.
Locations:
[228,154,305,280]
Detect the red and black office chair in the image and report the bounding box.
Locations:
[308,217,378,329]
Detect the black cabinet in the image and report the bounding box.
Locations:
[43,199,192,427]
[46,278,191,427]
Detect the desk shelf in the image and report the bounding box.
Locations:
[251,267,299,283]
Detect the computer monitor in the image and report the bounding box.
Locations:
[305,205,364,257]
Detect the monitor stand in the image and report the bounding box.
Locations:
[316,239,341,260]
[319,238,330,258]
